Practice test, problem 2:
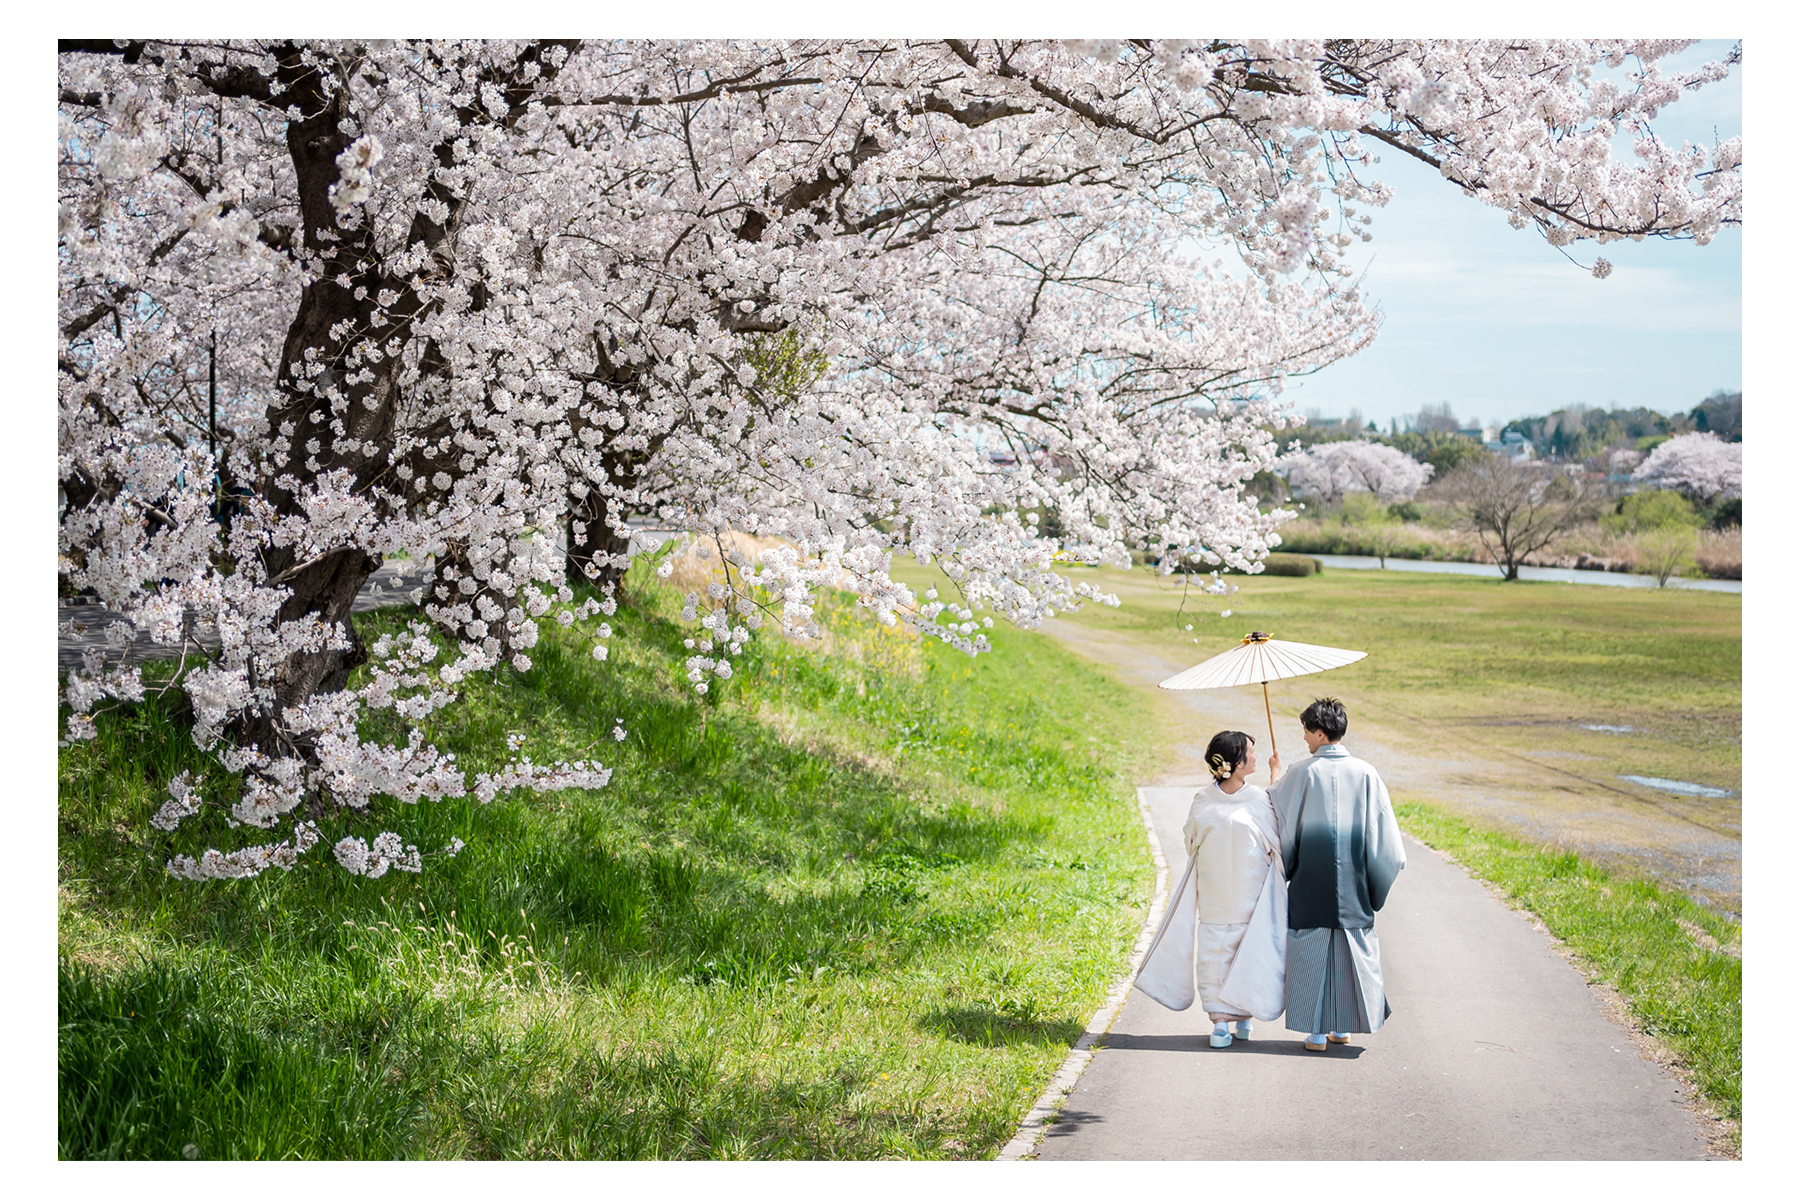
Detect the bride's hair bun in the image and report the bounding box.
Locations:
[1203,730,1255,783]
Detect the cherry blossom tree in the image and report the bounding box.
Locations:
[1279,439,1435,504]
[1631,432,1742,503]
[57,39,1742,879]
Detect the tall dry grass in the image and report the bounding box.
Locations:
[1271,518,1486,562]
[1696,528,1742,580]
[655,529,800,593]
[1558,525,1740,580]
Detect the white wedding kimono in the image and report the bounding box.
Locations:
[1133,782,1287,1020]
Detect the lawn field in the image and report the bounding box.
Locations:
[58,573,1158,1159]
[1050,564,1741,790]
[986,564,1745,914]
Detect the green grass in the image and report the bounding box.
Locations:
[1395,800,1741,1133]
[58,572,1159,1159]
[1055,564,1741,791]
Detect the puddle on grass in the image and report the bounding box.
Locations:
[1618,774,1735,798]
[1581,724,1637,733]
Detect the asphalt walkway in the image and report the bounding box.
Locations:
[1030,787,1717,1159]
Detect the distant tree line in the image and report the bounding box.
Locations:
[1503,391,1739,462]
[1275,389,1740,472]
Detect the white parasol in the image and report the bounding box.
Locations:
[1158,631,1367,757]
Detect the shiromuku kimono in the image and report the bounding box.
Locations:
[1270,744,1406,1034]
[1133,781,1287,1020]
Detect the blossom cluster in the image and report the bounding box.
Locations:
[56,39,1738,876]
[1631,432,1742,503]
[1279,440,1436,505]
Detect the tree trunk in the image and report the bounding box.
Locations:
[564,441,664,594]
[232,547,378,756]
[228,47,398,753]
[566,488,634,594]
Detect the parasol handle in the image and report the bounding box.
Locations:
[1262,681,1277,767]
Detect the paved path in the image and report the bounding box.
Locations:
[1031,788,1717,1160]
[1023,616,1725,1160]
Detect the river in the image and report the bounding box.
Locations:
[1308,553,1741,593]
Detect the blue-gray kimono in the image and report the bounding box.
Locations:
[1271,743,1406,1034]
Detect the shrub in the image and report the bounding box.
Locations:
[1387,501,1424,523]
[1696,528,1741,580]
[1258,553,1322,576]
[1707,496,1741,531]
[1637,527,1698,587]
[1602,489,1702,535]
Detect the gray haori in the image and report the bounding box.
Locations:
[1270,743,1407,1035]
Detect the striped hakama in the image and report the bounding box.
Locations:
[1271,743,1406,1035]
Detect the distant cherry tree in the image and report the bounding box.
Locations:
[1280,440,1435,505]
[1631,432,1742,503]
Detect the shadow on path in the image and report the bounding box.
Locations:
[1097,1033,1366,1059]
[1029,790,1718,1160]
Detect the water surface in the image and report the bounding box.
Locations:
[1306,553,1741,593]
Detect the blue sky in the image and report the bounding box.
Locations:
[1282,40,1741,432]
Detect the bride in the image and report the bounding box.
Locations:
[1134,730,1288,1046]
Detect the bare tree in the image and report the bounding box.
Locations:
[1433,454,1594,581]
[1412,401,1464,434]
[1638,527,1699,588]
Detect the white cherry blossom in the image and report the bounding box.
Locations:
[1280,440,1435,504]
[1631,432,1742,503]
[56,39,1739,877]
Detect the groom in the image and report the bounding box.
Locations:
[1270,697,1406,1052]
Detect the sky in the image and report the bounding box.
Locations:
[1280,40,1742,433]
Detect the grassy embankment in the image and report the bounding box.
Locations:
[58,566,1159,1159]
[1040,564,1743,1135]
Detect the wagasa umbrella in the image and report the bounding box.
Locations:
[1158,632,1367,757]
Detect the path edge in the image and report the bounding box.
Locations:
[994,785,1173,1161]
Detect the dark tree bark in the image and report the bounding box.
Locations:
[65,40,587,760]
[565,443,663,595]
[231,44,403,756]
[566,488,635,594]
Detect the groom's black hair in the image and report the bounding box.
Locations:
[1300,698,1348,742]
